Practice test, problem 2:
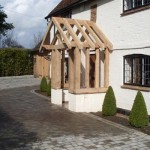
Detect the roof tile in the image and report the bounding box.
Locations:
[46,0,81,18]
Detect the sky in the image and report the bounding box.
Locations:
[0,0,61,48]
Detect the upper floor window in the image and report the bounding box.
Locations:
[124,54,150,87]
[123,0,150,11]
[61,11,72,18]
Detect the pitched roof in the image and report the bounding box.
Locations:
[45,0,88,19]
[40,17,113,51]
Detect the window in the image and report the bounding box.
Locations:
[134,0,142,7]
[124,54,150,87]
[123,0,150,11]
[60,11,72,18]
[144,0,150,5]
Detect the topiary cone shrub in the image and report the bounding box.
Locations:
[129,91,149,128]
[47,80,51,96]
[102,86,117,116]
[40,76,47,92]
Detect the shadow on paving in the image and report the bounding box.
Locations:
[0,107,38,149]
[0,86,127,148]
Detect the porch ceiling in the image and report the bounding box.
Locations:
[40,17,113,51]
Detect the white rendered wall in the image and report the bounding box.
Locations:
[68,93,105,112]
[97,1,150,49]
[51,89,62,105]
[62,89,69,102]
[72,0,150,49]
[110,48,150,115]
[71,0,150,114]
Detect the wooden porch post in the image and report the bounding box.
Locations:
[95,48,100,88]
[69,49,74,91]
[55,49,61,88]
[85,48,90,88]
[51,49,61,89]
[104,48,109,88]
[74,47,81,90]
[61,50,65,88]
[51,50,55,88]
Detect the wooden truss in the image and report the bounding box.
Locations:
[40,17,113,51]
[40,17,113,94]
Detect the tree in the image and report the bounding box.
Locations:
[129,91,149,128]
[31,32,43,48]
[0,5,14,36]
[2,31,24,48]
[102,86,117,116]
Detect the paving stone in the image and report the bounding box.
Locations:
[0,85,149,149]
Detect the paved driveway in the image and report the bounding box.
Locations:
[0,75,40,90]
[0,86,150,150]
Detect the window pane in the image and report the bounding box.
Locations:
[134,0,142,7]
[133,58,141,84]
[124,0,132,10]
[144,0,150,5]
[143,57,150,86]
[125,58,132,83]
[123,0,150,12]
[124,54,150,87]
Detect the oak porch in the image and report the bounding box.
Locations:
[40,17,113,111]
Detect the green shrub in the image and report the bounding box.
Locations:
[47,80,51,96]
[40,77,47,92]
[129,91,149,128]
[102,86,117,116]
[0,48,33,76]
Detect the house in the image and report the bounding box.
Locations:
[40,0,150,115]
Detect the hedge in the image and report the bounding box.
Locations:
[0,48,33,76]
[40,76,47,92]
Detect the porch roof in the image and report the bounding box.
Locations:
[40,17,113,51]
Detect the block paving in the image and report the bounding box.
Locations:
[0,83,149,149]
